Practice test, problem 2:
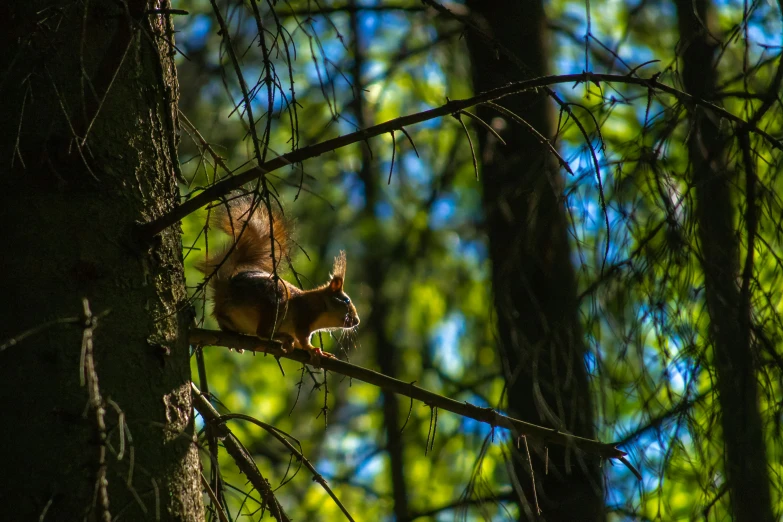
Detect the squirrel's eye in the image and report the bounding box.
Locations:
[334,295,350,305]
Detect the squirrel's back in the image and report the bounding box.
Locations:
[197,196,292,334]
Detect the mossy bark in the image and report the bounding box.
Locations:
[0,1,203,520]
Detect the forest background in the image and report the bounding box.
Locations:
[1,0,782,521]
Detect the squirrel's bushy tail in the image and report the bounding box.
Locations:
[198,195,290,281]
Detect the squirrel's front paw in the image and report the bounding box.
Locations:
[280,337,295,353]
[306,345,335,363]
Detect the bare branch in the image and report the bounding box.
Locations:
[191,383,290,521]
[217,413,356,522]
[189,329,636,470]
[140,71,781,239]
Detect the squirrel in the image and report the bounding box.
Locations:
[197,195,360,359]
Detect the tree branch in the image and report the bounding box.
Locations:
[191,383,290,521]
[140,72,782,239]
[189,328,639,477]
[218,413,355,521]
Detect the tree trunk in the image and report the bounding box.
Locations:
[674,0,773,519]
[0,2,203,520]
[465,2,603,520]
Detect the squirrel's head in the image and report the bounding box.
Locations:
[313,251,360,331]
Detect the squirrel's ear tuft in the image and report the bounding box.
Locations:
[329,251,346,291]
[332,251,347,279]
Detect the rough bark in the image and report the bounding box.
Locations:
[465,2,603,520]
[0,1,203,520]
[674,0,773,519]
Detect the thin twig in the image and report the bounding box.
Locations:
[388,130,396,184]
[482,101,573,175]
[1,316,80,352]
[400,127,419,157]
[453,112,479,180]
[80,298,111,522]
[460,109,507,146]
[200,474,230,522]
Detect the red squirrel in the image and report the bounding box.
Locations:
[198,196,360,359]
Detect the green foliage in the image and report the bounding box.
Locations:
[174,0,783,520]
[176,1,507,519]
